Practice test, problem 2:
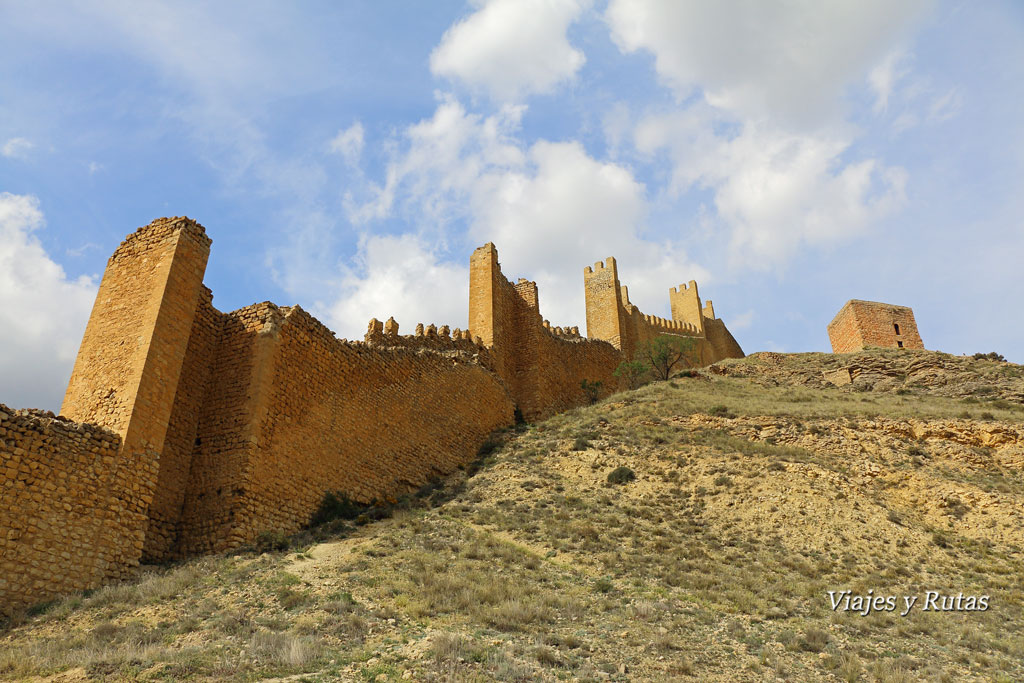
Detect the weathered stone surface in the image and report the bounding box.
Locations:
[2,220,745,614]
[828,299,924,353]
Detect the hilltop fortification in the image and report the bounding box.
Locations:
[1,218,743,612]
[828,299,924,353]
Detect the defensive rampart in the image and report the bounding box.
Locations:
[470,244,621,421]
[583,257,744,364]
[1,217,743,613]
[0,407,142,612]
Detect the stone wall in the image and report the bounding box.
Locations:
[174,304,514,556]
[2,218,745,612]
[828,300,925,353]
[583,257,744,365]
[0,406,148,614]
[469,244,621,421]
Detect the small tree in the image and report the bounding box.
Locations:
[614,360,648,389]
[580,379,603,404]
[641,335,697,381]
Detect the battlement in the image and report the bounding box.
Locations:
[583,257,618,277]
[363,317,487,354]
[584,258,742,365]
[3,219,744,612]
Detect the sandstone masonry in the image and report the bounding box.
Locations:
[828,300,924,354]
[1,218,743,613]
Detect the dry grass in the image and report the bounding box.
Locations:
[2,349,1022,681]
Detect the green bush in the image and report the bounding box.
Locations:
[310,491,363,527]
[972,352,1006,362]
[640,336,698,381]
[708,404,732,417]
[613,360,648,389]
[607,466,636,485]
[255,530,290,553]
[580,379,603,404]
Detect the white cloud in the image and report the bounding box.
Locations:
[635,106,907,267]
[927,87,963,123]
[467,139,707,324]
[333,99,708,333]
[328,122,364,165]
[0,193,97,411]
[431,0,591,102]
[321,234,468,339]
[869,51,910,114]
[606,0,929,127]
[729,309,754,330]
[349,96,525,225]
[2,137,34,159]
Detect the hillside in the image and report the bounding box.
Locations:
[2,349,1023,682]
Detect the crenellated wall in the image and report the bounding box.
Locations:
[173,304,514,557]
[583,257,744,365]
[469,244,622,421]
[2,217,744,613]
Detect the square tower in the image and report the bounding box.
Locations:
[828,300,924,353]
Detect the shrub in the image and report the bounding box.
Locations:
[799,628,830,653]
[572,436,591,451]
[708,404,732,417]
[607,466,636,485]
[255,530,290,553]
[614,360,649,389]
[580,379,603,404]
[972,352,1006,362]
[641,335,698,381]
[310,491,363,526]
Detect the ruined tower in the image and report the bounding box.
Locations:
[827,300,924,353]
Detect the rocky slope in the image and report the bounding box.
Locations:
[1,349,1022,682]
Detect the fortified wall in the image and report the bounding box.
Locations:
[1,217,743,613]
[583,257,744,364]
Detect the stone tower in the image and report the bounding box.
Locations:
[827,299,924,353]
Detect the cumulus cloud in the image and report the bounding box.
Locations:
[606,0,929,127]
[636,108,907,267]
[0,193,97,411]
[321,234,468,338]
[2,137,34,159]
[333,99,708,334]
[328,122,364,165]
[868,51,910,114]
[431,0,591,102]
[348,96,525,225]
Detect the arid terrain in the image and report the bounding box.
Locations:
[2,348,1022,682]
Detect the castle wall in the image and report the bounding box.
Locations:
[471,245,620,421]
[704,318,745,363]
[4,218,745,611]
[174,304,516,556]
[143,289,222,561]
[828,300,924,353]
[0,407,146,613]
[584,259,743,366]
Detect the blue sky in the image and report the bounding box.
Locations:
[1,0,1022,411]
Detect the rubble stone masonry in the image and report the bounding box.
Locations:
[828,300,924,353]
[0,407,139,612]
[1,218,743,613]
